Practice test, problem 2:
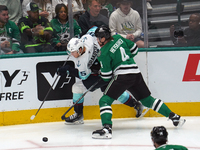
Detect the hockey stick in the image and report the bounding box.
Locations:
[61,78,102,120]
[30,54,71,120]
[139,108,150,118]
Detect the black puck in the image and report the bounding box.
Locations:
[42,137,48,142]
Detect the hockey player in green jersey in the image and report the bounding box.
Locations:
[92,25,186,139]
[151,126,188,150]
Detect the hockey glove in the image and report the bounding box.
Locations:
[57,65,79,78]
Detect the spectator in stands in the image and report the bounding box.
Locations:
[78,0,109,36]
[111,0,152,17]
[52,0,85,21]
[71,0,86,21]
[0,5,22,55]
[170,13,200,47]
[22,0,53,21]
[18,2,54,53]
[0,0,22,24]
[109,0,144,48]
[71,0,85,13]
[52,0,68,18]
[100,0,113,18]
[50,3,82,51]
[151,126,188,150]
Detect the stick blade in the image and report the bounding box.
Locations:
[30,115,35,120]
[61,115,66,120]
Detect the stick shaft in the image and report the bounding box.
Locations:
[34,75,60,117]
[33,55,70,118]
[61,78,101,120]
[139,108,150,118]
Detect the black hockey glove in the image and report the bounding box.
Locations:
[57,65,79,78]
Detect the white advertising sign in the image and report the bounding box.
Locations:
[0,55,102,112]
[1,50,199,112]
[148,51,200,102]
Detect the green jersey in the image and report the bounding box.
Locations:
[0,20,21,52]
[50,18,81,44]
[97,34,139,81]
[156,144,188,150]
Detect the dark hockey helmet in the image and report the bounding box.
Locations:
[151,126,168,144]
[95,25,111,40]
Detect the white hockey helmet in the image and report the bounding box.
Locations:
[67,38,84,54]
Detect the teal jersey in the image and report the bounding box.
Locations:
[50,18,81,44]
[0,20,21,52]
[97,34,139,81]
[156,144,188,150]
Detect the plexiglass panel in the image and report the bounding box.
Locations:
[0,0,200,56]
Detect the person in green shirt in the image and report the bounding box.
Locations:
[0,5,21,54]
[151,126,188,150]
[50,3,82,51]
[92,25,186,139]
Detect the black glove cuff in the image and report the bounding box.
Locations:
[69,67,79,78]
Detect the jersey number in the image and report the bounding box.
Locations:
[80,71,86,76]
[120,47,129,61]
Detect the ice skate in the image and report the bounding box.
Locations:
[65,112,84,124]
[169,112,186,127]
[92,124,112,139]
[134,101,144,118]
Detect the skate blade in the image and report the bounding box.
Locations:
[65,120,84,125]
[92,133,112,139]
[178,118,186,127]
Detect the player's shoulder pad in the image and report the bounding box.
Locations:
[86,26,98,37]
[81,34,93,42]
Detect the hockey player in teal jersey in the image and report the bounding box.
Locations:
[151,126,188,150]
[92,25,186,139]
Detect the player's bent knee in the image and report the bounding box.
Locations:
[99,95,114,107]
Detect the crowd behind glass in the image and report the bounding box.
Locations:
[0,0,200,55]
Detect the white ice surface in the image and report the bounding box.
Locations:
[0,117,199,150]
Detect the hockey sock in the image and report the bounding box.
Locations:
[74,103,83,114]
[73,93,84,114]
[140,96,171,117]
[123,96,138,107]
[99,95,115,126]
[117,91,137,107]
